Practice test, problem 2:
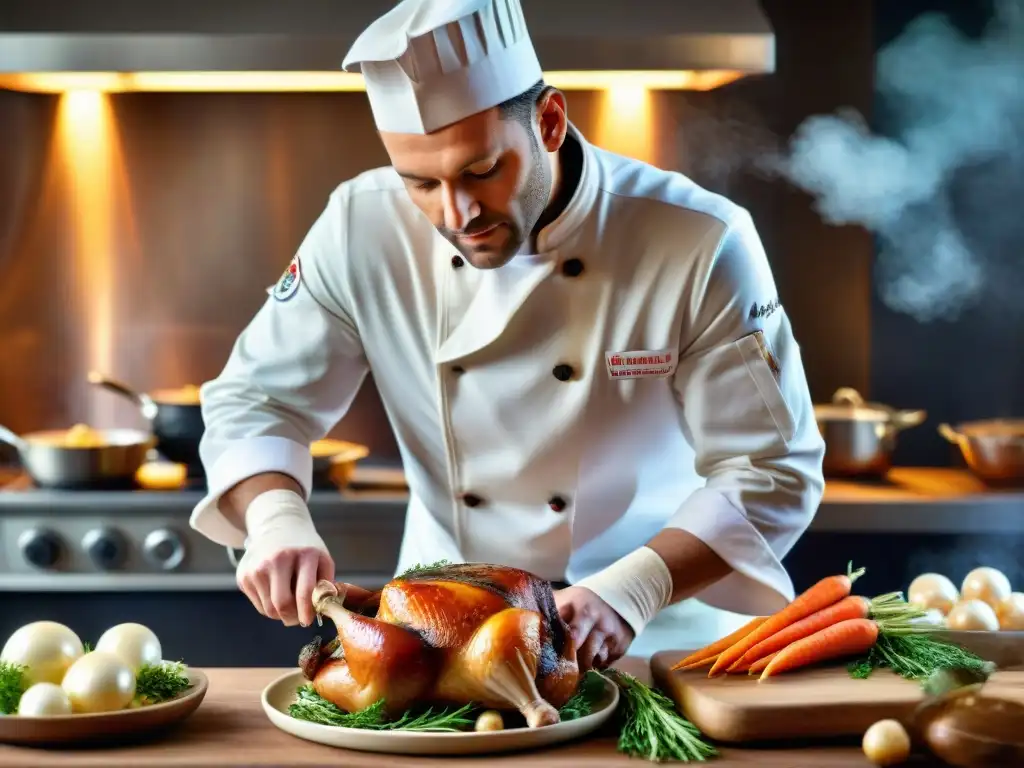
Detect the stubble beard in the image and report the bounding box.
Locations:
[447,134,551,270]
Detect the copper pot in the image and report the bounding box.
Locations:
[813,388,926,477]
[939,420,1024,485]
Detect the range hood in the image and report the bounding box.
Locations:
[0,0,775,93]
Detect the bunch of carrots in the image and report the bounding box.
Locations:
[671,563,930,681]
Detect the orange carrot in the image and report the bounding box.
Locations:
[726,597,871,673]
[746,651,779,675]
[727,592,915,673]
[707,563,866,677]
[759,618,879,680]
[677,656,718,672]
[670,616,768,671]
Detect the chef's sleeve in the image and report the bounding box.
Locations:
[189,192,370,548]
[666,208,826,616]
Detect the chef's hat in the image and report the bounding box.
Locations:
[342,0,544,134]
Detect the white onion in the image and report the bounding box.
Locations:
[909,607,946,626]
[907,573,959,615]
[996,592,1024,631]
[945,599,1000,631]
[17,682,72,716]
[61,651,136,713]
[1,621,85,686]
[95,623,162,670]
[960,567,1012,609]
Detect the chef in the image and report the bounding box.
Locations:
[189,0,826,669]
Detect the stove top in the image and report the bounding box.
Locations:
[0,462,409,592]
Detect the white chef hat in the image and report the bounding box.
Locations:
[342,0,544,135]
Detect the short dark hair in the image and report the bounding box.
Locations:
[496,80,549,126]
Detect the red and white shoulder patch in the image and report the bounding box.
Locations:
[272,256,302,302]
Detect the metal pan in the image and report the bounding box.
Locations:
[0,423,154,489]
[813,387,926,477]
[311,439,370,486]
[87,372,204,469]
[939,419,1024,486]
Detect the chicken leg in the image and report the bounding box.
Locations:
[434,606,560,727]
[300,580,438,715]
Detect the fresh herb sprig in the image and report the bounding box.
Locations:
[397,560,452,579]
[288,685,475,732]
[134,661,192,705]
[0,661,28,715]
[558,669,606,721]
[848,632,989,683]
[605,668,718,762]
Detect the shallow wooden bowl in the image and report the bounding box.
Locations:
[0,668,208,746]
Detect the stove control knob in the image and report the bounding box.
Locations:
[18,528,64,570]
[82,528,128,571]
[143,528,186,571]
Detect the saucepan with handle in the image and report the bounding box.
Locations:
[813,387,927,476]
[0,422,154,489]
[938,419,1024,486]
[87,372,371,482]
[87,372,205,470]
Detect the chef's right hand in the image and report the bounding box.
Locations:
[235,489,334,628]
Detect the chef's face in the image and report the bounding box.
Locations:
[381,89,568,269]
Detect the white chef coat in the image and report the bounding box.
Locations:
[190,122,825,657]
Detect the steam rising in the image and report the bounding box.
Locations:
[677,2,1024,322]
[769,0,1024,322]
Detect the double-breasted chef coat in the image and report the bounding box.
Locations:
[190,123,826,657]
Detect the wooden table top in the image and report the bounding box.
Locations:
[0,659,906,767]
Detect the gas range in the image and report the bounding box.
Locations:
[0,462,409,666]
[0,462,409,593]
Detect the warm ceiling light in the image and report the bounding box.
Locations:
[0,69,746,94]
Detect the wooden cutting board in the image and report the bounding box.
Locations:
[651,631,1024,743]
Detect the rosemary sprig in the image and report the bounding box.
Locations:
[605,668,718,762]
[134,661,192,705]
[848,631,989,683]
[397,560,452,579]
[288,685,475,731]
[558,669,606,721]
[0,661,28,715]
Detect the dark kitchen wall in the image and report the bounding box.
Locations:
[869,0,1024,466]
[0,2,877,464]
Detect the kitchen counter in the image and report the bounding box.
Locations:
[0,659,884,767]
[814,467,1024,533]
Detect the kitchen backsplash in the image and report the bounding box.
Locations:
[19,2,996,469]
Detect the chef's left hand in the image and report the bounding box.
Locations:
[554,586,635,672]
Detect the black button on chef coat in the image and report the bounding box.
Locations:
[461,493,483,507]
[451,255,465,268]
[548,496,568,512]
[451,365,466,375]
[552,364,574,382]
[561,258,584,277]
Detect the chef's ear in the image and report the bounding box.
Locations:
[535,87,568,153]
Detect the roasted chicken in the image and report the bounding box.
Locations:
[298,563,580,727]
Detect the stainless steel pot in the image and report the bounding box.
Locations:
[88,372,205,471]
[0,423,154,489]
[938,420,1024,486]
[813,387,927,477]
